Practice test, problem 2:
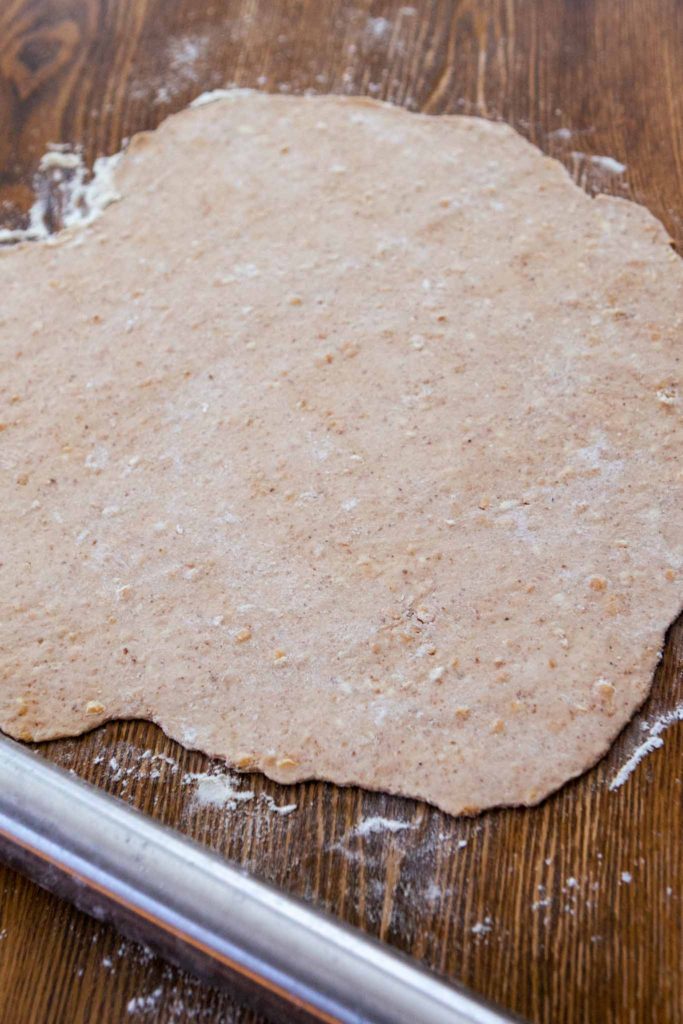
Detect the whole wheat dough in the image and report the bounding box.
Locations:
[1,92,681,816]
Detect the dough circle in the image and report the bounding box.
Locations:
[1,92,681,815]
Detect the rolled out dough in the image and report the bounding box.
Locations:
[1,92,681,816]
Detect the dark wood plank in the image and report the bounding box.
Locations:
[1,2,682,1022]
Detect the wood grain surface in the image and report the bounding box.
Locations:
[1,2,682,1022]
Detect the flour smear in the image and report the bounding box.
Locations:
[0,148,121,245]
[609,703,683,791]
[183,771,255,810]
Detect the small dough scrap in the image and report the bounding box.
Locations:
[1,92,681,815]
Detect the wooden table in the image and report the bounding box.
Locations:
[1,2,682,1021]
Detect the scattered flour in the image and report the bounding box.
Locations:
[90,739,301,821]
[167,35,205,81]
[366,16,392,40]
[260,794,298,815]
[183,771,255,810]
[548,127,573,141]
[39,151,81,171]
[0,197,50,245]
[609,703,683,791]
[621,871,633,884]
[471,916,493,935]
[425,881,443,902]
[353,816,416,837]
[60,153,122,230]
[94,746,180,795]
[127,987,163,1016]
[589,155,627,174]
[130,33,211,106]
[0,149,121,245]
[571,151,626,174]
[191,88,254,108]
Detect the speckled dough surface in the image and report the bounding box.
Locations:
[1,92,681,816]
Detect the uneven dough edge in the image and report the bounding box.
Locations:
[4,621,679,819]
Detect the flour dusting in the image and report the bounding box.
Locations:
[191,88,254,108]
[260,794,298,815]
[0,149,121,245]
[127,987,163,1016]
[609,703,683,791]
[548,127,573,141]
[571,151,626,175]
[354,816,416,837]
[183,771,255,810]
[168,35,205,81]
[366,16,392,40]
[130,33,210,107]
[90,739,301,822]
